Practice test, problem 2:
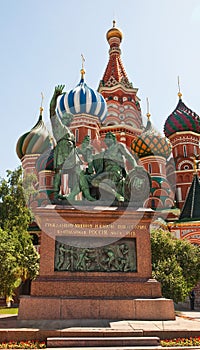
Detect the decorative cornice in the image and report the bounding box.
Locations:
[100,125,142,134]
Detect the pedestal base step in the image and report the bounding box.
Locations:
[47,336,160,348]
[18,296,175,320]
[47,348,162,350]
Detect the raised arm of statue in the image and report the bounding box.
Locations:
[50,85,65,117]
[49,85,73,143]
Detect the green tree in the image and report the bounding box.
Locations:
[0,167,39,300]
[0,167,32,231]
[0,229,19,299]
[151,228,200,303]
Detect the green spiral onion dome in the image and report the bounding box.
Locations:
[132,118,172,159]
[164,98,200,138]
[16,114,52,160]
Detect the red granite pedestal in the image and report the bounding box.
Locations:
[18,205,175,320]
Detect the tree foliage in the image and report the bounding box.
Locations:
[0,167,32,231]
[151,228,200,303]
[0,167,39,298]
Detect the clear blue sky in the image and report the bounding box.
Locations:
[1,0,200,178]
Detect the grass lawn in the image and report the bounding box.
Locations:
[0,307,18,314]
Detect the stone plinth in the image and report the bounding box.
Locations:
[18,296,175,320]
[18,205,175,320]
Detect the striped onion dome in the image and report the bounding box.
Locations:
[132,118,172,159]
[56,70,107,123]
[164,98,200,138]
[36,148,54,172]
[16,113,52,160]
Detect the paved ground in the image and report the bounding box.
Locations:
[0,309,200,333]
[1,309,200,349]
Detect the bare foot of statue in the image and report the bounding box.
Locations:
[115,193,124,202]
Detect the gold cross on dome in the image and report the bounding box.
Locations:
[177,76,182,99]
[41,92,44,107]
[40,92,44,114]
[146,97,151,119]
[81,54,85,70]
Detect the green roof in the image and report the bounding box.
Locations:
[179,174,200,221]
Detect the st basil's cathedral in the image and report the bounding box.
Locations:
[16,21,200,249]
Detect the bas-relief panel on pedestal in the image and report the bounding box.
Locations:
[54,237,137,272]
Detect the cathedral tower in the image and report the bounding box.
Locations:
[98,21,143,148]
[164,89,200,209]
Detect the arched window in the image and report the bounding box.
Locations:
[31,234,39,245]
[183,174,190,183]
[148,163,152,174]
[75,129,79,142]
[183,145,187,157]
[178,175,183,183]
[177,187,182,201]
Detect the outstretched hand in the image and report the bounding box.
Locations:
[50,85,65,117]
[54,85,65,97]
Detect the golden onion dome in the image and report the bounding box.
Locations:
[106,20,123,42]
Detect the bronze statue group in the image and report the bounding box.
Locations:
[50,86,150,204]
